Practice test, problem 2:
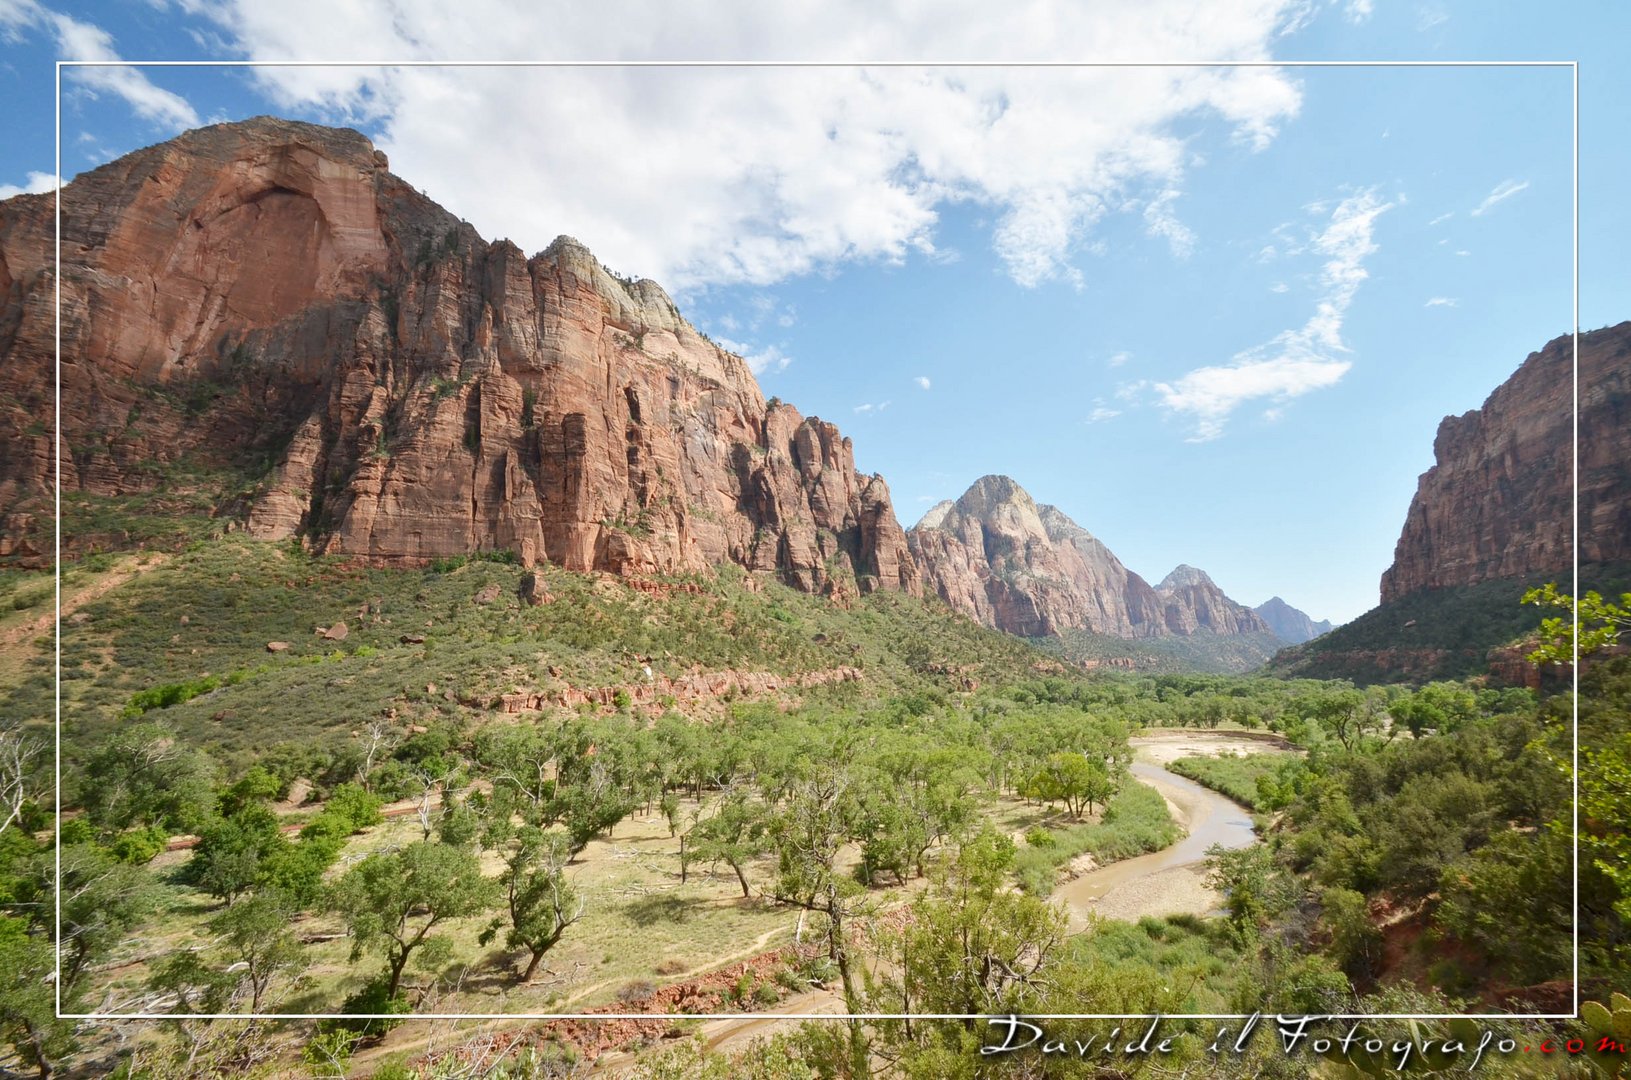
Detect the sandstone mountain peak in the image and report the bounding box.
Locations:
[0,117,918,597]
[1158,564,1215,591]
[908,475,1271,646]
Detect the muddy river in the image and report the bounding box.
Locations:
[1055,732,1282,928]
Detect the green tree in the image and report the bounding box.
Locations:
[479,829,583,982]
[328,841,496,997]
[211,891,305,1011]
[0,917,69,1080]
[77,722,216,834]
[686,793,769,897]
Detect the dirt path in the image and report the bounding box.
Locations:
[0,554,170,649]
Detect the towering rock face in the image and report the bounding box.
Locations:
[908,475,1266,640]
[1253,596,1333,645]
[1380,323,1631,602]
[0,118,918,595]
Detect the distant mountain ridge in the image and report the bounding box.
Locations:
[907,475,1274,651]
[1253,596,1334,645]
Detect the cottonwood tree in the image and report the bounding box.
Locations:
[685,792,769,897]
[869,828,1065,1057]
[479,828,583,982]
[328,841,495,998]
[1020,752,1115,819]
[764,766,870,1077]
[77,723,217,834]
[212,891,305,1011]
[0,725,44,840]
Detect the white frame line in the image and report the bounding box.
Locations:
[51,57,1581,1025]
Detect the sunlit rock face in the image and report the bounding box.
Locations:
[0,117,918,595]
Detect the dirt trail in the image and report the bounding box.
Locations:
[1,554,170,649]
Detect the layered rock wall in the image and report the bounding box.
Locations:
[1380,323,1631,602]
[0,118,918,596]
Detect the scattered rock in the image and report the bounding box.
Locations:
[318,621,349,641]
[68,611,92,625]
[178,614,189,626]
[408,723,428,734]
[266,641,291,652]
[473,583,502,605]
[400,633,425,644]
[518,571,552,607]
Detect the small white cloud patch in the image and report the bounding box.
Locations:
[1424,297,1457,308]
[914,376,931,390]
[1471,179,1529,217]
[0,171,59,200]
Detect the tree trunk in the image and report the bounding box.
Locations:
[386,948,411,997]
[731,859,751,898]
[523,948,546,982]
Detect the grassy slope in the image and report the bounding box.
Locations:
[1266,562,1631,684]
[4,535,1056,772]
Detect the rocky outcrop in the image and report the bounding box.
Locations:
[0,118,918,596]
[908,475,1267,642]
[1253,596,1334,645]
[1380,322,1631,602]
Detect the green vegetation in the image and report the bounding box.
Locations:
[1167,751,1302,811]
[1046,627,1286,674]
[1012,780,1181,895]
[1270,562,1631,683]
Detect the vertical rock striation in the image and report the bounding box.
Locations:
[0,117,918,595]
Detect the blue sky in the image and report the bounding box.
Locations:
[2,1,1622,624]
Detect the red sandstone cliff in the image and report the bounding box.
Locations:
[0,117,918,595]
[1380,322,1631,602]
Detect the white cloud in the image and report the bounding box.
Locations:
[2,1,199,129]
[1455,249,1471,256]
[1427,211,1454,226]
[1424,296,1457,308]
[1154,189,1389,441]
[1268,281,1289,293]
[715,337,792,375]
[1107,351,1132,367]
[0,170,58,200]
[1114,379,1149,403]
[853,400,892,415]
[177,0,1304,292]
[1345,0,1374,23]
[1471,178,1528,217]
[913,376,932,390]
[1086,401,1121,423]
[1142,189,1196,259]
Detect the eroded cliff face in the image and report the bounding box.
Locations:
[1380,323,1631,603]
[0,117,918,596]
[907,475,1266,640]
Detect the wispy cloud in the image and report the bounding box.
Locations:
[1471,178,1528,217]
[0,170,57,200]
[1345,0,1375,23]
[1424,296,1457,308]
[1143,189,1196,259]
[852,401,892,415]
[1269,281,1289,293]
[1,1,199,129]
[1154,189,1390,441]
[1428,211,1454,226]
[1107,351,1132,368]
[1086,400,1121,424]
[914,376,932,391]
